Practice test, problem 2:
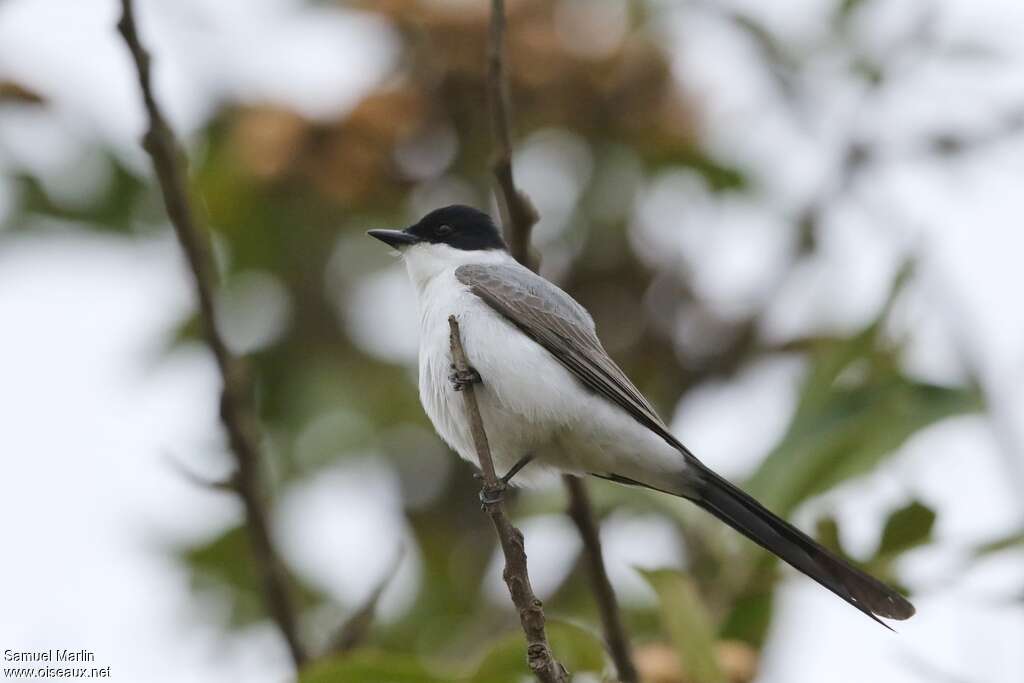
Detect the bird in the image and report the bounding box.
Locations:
[368,204,915,626]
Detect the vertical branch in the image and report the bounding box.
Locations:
[116,0,307,668]
[565,477,640,683]
[486,0,538,270]
[448,317,568,683]
[485,2,638,681]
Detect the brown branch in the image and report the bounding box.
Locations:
[564,477,639,683]
[487,0,538,270]
[485,2,638,680]
[116,0,307,667]
[448,316,567,683]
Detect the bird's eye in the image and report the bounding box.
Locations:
[437,224,453,236]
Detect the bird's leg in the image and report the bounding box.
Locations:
[500,453,534,486]
[449,363,482,392]
[476,454,534,505]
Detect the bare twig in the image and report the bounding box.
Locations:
[448,317,567,683]
[116,0,307,667]
[486,0,538,270]
[564,477,639,683]
[485,2,637,680]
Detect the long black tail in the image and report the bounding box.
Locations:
[690,464,915,625]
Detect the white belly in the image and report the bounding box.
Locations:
[417,270,566,484]
[415,268,685,490]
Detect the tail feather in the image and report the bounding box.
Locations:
[691,465,915,624]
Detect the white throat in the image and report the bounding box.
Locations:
[401,243,513,294]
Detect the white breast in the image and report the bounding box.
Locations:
[415,268,481,461]
[402,242,688,490]
[405,244,573,482]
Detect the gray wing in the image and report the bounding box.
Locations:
[456,263,686,451]
[458,263,916,626]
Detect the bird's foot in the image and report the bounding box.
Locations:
[449,364,482,392]
[478,480,507,506]
[473,454,534,506]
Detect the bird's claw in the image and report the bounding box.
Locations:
[479,481,507,506]
[473,454,533,501]
[449,365,482,392]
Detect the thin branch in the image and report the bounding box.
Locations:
[487,0,538,270]
[485,2,638,680]
[116,0,307,667]
[448,317,567,683]
[163,451,239,493]
[564,477,639,683]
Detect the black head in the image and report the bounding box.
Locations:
[367,205,507,252]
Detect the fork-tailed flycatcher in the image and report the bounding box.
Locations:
[368,204,915,626]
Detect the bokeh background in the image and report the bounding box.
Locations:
[2,0,1023,681]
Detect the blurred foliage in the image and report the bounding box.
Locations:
[640,569,725,683]
[301,621,606,682]
[469,620,607,682]
[9,154,149,234]
[814,499,936,599]
[746,268,983,518]
[633,640,758,683]
[185,525,329,628]
[2,0,1018,680]
[299,651,450,683]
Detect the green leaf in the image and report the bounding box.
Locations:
[8,154,149,233]
[746,267,982,517]
[719,590,774,647]
[814,515,846,556]
[747,363,980,517]
[299,651,451,683]
[470,620,606,683]
[875,501,936,559]
[639,569,725,683]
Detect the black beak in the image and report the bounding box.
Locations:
[367,229,421,249]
